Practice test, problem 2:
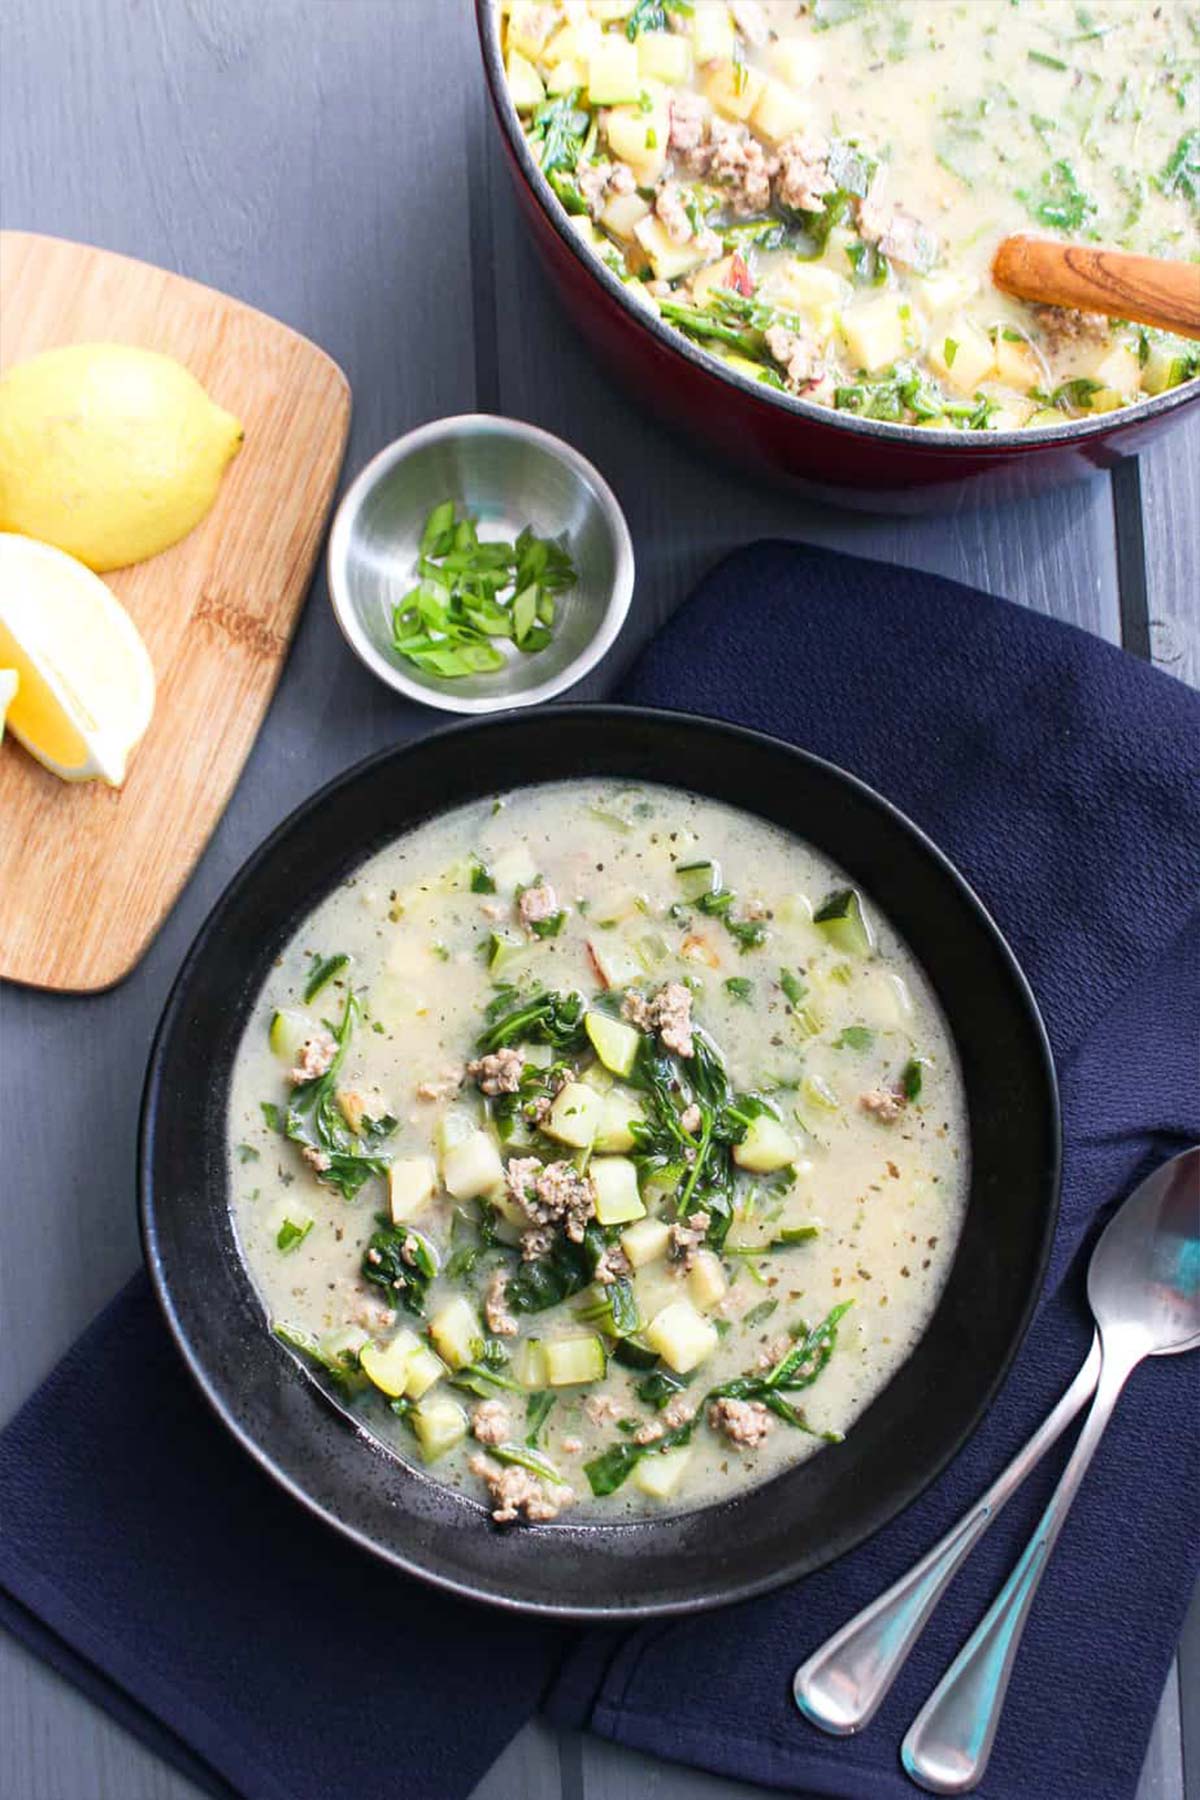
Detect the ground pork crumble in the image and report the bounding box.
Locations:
[469,1453,574,1524]
[764,322,825,393]
[484,1267,518,1336]
[505,1155,596,1242]
[471,1399,512,1447]
[709,1397,774,1448]
[466,1046,523,1095]
[415,1065,464,1101]
[517,880,559,929]
[669,1210,710,1272]
[288,1030,336,1085]
[774,132,835,215]
[594,1243,632,1285]
[622,980,694,1058]
[860,1087,907,1123]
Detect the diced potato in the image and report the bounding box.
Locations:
[587,37,640,105]
[442,1130,504,1201]
[428,1296,479,1371]
[637,30,692,84]
[733,1113,800,1173]
[642,1164,682,1209]
[693,2,735,66]
[929,319,995,394]
[840,295,907,374]
[513,1338,548,1387]
[412,1393,469,1463]
[768,36,823,89]
[763,258,850,313]
[623,276,661,316]
[634,213,714,282]
[359,1328,421,1399]
[595,1087,645,1153]
[588,0,635,18]
[687,1248,728,1311]
[751,77,811,146]
[591,1155,646,1225]
[544,1334,607,1385]
[914,269,979,320]
[645,1299,719,1373]
[606,102,669,183]
[388,1155,438,1224]
[992,332,1042,393]
[507,1,556,59]
[588,936,646,990]
[505,48,545,112]
[402,1344,446,1400]
[632,1445,693,1499]
[620,1216,672,1267]
[434,1107,476,1159]
[1087,342,1141,397]
[544,1080,604,1147]
[586,1009,641,1076]
[601,190,652,241]
[491,842,538,891]
[546,57,588,94]
[580,1060,615,1094]
[543,19,602,66]
[691,254,739,308]
[704,58,766,124]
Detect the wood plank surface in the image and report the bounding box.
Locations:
[0,4,1194,1800]
[0,231,350,991]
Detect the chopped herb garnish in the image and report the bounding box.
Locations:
[834,1026,875,1051]
[725,977,754,1003]
[1157,130,1200,207]
[900,1056,929,1101]
[236,1143,260,1163]
[1018,158,1096,232]
[1028,48,1068,71]
[470,858,497,893]
[276,1216,313,1253]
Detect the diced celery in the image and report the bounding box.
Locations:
[359,1328,421,1399]
[412,1393,469,1462]
[591,1156,646,1226]
[645,1300,719,1373]
[733,1114,799,1174]
[544,1334,607,1386]
[620,1216,672,1268]
[632,1445,693,1499]
[442,1130,504,1200]
[389,1155,438,1224]
[544,1081,603,1148]
[429,1296,479,1371]
[813,888,873,956]
[586,1010,641,1077]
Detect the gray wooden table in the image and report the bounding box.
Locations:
[1,4,1196,1798]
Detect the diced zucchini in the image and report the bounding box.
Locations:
[1141,342,1192,396]
[733,1114,799,1174]
[268,1007,312,1063]
[544,1334,607,1386]
[429,1295,480,1371]
[587,37,640,105]
[620,1216,672,1268]
[751,76,811,146]
[704,58,765,123]
[543,20,603,67]
[676,859,721,901]
[319,1323,369,1365]
[520,1041,554,1069]
[993,333,1042,393]
[488,930,528,976]
[692,2,734,67]
[442,1130,504,1201]
[412,1393,469,1463]
[645,1299,719,1373]
[513,1338,548,1388]
[359,1328,421,1399]
[388,1155,438,1224]
[1088,342,1141,397]
[813,887,873,956]
[642,1163,683,1209]
[505,48,545,112]
[402,1344,446,1400]
[601,190,652,242]
[634,213,714,283]
[841,295,907,375]
[606,101,669,183]
[586,1010,641,1077]
[580,1060,616,1094]
[544,1081,603,1148]
[610,1332,660,1370]
[591,1156,646,1226]
[595,1087,645,1153]
[637,30,693,84]
[632,1445,693,1499]
[687,1249,728,1312]
[929,319,995,395]
[587,936,644,990]
[435,1106,476,1158]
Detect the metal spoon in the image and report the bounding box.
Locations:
[792,1146,1200,1788]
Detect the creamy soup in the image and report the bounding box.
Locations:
[500,0,1200,429]
[228,781,969,1523]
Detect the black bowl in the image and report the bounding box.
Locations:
[139,708,1060,1620]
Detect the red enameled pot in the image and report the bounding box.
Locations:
[475,0,1199,513]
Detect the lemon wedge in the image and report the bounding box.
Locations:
[0,533,155,785]
[0,669,16,742]
[0,343,243,571]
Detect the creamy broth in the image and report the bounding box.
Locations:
[228,781,968,1523]
[500,0,1200,429]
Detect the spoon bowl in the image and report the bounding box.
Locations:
[1087,1147,1200,1351]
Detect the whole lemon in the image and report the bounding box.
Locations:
[0,343,243,571]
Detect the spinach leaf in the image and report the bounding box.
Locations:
[525,1390,557,1444]
[583,1417,696,1497]
[1018,159,1096,232]
[277,990,396,1200]
[361,1220,439,1315]
[1157,130,1200,208]
[475,986,589,1055]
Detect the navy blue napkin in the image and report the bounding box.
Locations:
[1,544,1197,1800]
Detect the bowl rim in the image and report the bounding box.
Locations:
[326,411,636,715]
[474,0,1200,453]
[139,704,1062,1621]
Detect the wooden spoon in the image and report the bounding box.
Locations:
[993,236,1200,340]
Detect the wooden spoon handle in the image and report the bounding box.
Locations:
[993,236,1200,340]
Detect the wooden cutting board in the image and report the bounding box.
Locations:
[0,232,351,992]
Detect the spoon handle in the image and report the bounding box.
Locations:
[992,236,1200,340]
[901,1337,1138,1794]
[792,1334,1101,1737]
